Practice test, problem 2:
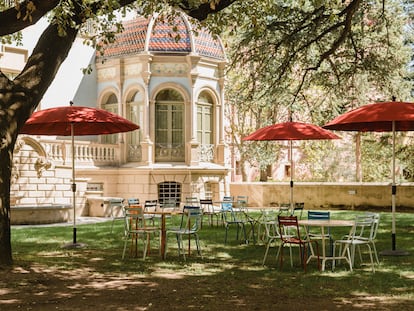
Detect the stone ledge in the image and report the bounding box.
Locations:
[11,205,72,225]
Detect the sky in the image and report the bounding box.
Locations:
[16,19,95,109]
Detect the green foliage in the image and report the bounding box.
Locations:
[299,140,344,182]
[397,135,414,181]
[223,0,414,182]
[359,133,393,182]
[0,31,22,45]
[242,141,281,171]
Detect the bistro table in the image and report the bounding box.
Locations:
[145,210,181,259]
[298,219,355,271]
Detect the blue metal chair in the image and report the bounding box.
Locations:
[307,211,333,257]
[127,198,140,206]
[222,201,249,244]
[167,206,203,260]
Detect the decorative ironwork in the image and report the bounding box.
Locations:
[155,143,185,162]
[128,144,142,162]
[199,144,214,162]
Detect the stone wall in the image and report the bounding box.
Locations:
[11,136,88,218]
[11,205,72,225]
[230,182,414,210]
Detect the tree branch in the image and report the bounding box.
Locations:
[313,0,362,70]
[0,0,60,36]
[181,0,237,20]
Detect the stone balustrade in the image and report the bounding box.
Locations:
[39,138,119,166]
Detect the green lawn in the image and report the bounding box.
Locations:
[8,209,414,310]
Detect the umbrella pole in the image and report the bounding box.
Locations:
[290,141,294,214]
[391,121,396,251]
[71,123,77,245]
[381,121,409,256]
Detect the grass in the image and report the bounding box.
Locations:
[8,209,414,309]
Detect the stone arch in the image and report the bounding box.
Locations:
[150,85,189,163]
[194,87,220,106]
[97,87,120,109]
[124,85,147,161]
[123,85,147,104]
[17,136,48,158]
[150,82,190,104]
[98,88,121,144]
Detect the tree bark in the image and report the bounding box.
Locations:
[0,22,78,267]
[0,145,13,266]
[0,0,60,35]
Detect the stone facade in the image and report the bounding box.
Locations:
[10,13,231,223]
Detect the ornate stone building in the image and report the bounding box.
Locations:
[78,12,229,204]
[9,12,229,220]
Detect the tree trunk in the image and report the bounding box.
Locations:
[259,169,267,182]
[0,145,13,266]
[0,23,78,266]
[239,154,248,182]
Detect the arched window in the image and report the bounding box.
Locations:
[155,89,184,162]
[127,91,144,161]
[102,93,118,144]
[197,91,214,162]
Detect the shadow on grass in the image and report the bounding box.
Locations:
[5,210,413,310]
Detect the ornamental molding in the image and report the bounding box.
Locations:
[97,67,117,80]
[125,63,143,76]
[12,136,52,183]
[151,63,188,75]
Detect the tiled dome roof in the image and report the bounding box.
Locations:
[98,13,225,60]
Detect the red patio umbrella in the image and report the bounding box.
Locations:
[324,100,414,255]
[243,121,340,212]
[20,102,139,247]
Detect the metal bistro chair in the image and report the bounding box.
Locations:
[160,198,179,210]
[278,215,320,272]
[222,200,250,244]
[262,209,284,265]
[122,206,160,260]
[200,199,220,227]
[333,214,378,272]
[257,209,277,242]
[306,211,333,257]
[166,206,203,261]
[361,212,381,265]
[109,198,126,233]
[236,195,256,244]
[143,199,158,226]
[127,198,140,206]
[223,196,234,202]
[293,202,305,219]
[185,197,200,206]
[236,195,248,207]
[278,203,291,215]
